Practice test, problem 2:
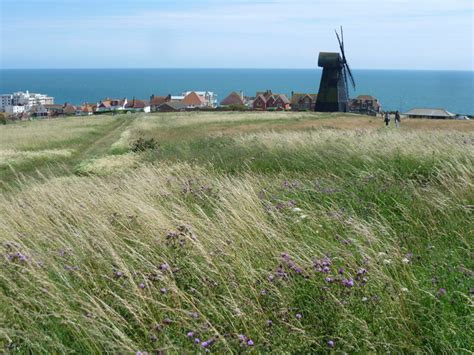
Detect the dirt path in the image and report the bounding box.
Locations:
[75,116,133,161]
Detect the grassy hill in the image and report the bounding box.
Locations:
[1,112,473,353]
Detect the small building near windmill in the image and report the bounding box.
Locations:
[349,95,381,115]
[403,108,455,119]
[291,92,318,111]
[220,91,245,108]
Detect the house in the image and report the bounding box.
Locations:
[349,95,381,114]
[220,92,245,107]
[291,92,318,111]
[156,101,187,112]
[97,98,127,112]
[43,104,65,116]
[253,94,267,110]
[150,94,171,112]
[269,94,290,110]
[125,98,151,113]
[403,108,455,119]
[63,103,77,116]
[252,90,290,111]
[76,103,95,116]
[182,91,217,107]
[182,91,207,108]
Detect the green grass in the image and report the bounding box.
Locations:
[0,112,473,353]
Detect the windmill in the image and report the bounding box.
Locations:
[315,27,356,112]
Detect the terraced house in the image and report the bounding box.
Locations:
[252,90,290,111]
[290,92,318,111]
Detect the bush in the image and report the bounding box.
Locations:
[131,137,158,152]
[0,113,7,125]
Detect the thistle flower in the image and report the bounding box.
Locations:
[159,263,170,271]
[342,278,354,288]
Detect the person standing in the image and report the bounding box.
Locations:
[395,111,401,128]
[384,111,390,127]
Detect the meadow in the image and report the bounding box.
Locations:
[0,112,473,353]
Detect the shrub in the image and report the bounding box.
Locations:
[0,113,7,125]
[131,137,158,152]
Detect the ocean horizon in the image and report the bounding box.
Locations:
[1,68,473,115]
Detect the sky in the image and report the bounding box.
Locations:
[1,0,473,70]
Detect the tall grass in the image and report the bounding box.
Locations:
[0,113,473,353]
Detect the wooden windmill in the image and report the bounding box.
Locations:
[315,27,356,112]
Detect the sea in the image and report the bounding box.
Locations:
[0,69,473,115]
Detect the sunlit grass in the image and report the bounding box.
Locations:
[0,112,473,353]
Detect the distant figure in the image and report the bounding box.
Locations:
[395,111,401,128]
[384,112,390,127]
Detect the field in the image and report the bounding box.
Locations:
[1,112,473,353]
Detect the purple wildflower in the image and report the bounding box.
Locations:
[194,338,201,344]
[322,266,330,273]
[247,339,254,346]
[163,318,172,325]
[338,268,345,275]
[260,289,268,296]
[328,340,335,348]
[187,331,195,338]
[281,252,291,261]
[342,278,354,288]
[114,271,124,278]
[266,320,273,327]
[160,288,168,294]
[268,274,275,282]
[139,283,146,289]
[159,263,170,271]
[438,288,447,296]
[325,277,334,283]
[296,313,302,320]
[238,334,247,342]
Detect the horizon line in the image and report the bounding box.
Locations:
[1,67,473,72]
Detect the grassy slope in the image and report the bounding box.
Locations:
[0,112,473,353]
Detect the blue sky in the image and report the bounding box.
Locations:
[1,0,473,70]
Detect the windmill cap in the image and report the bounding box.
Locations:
[318,52,343,68]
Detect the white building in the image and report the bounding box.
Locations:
[5,105,26,115]
[0,91,54,112]
[1,94,13,110]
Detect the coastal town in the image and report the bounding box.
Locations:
[1,89,468,120]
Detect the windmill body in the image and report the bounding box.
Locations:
[315,28,356,113]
